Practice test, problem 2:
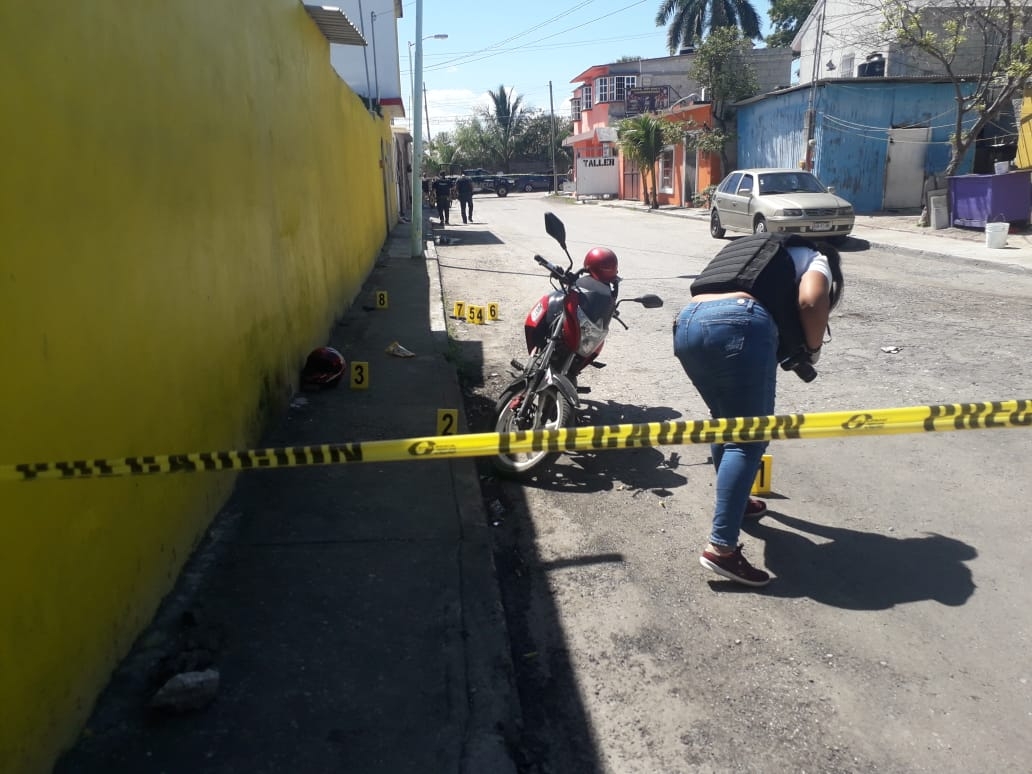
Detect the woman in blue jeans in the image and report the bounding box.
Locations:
[673,236,843,586]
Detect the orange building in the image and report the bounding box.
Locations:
[652,101,724,207]
[564,62,723,206]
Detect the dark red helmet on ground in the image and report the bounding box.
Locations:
[301,346,346,387]
[583,247,619,282]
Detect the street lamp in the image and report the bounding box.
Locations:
[407,35,447,114]
[409,28,448,258]
[408,34,447,141]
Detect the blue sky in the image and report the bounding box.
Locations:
[396,0,772,136]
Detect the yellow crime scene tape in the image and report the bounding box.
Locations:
[2,399,1029,483]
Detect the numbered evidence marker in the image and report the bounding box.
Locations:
[350,361,370,390]
[375,290,389,309]
[751,454,773,495]
[436,409,459,436]
[452,300,466,320]
[466,305,486,325]
[487,302,500,321]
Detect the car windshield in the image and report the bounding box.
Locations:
[758,172,826,195]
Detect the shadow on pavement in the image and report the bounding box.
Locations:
[521,400,692,495]
[532,446,688,496]
[478,463,607,772]
[450,338,605,772]
[539,553,625,571]
[835,235,872,252]
[431,225,504,246]
[439,261,565,281]
[741,511,977,608]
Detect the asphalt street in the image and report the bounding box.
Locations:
[435,192,1032,773]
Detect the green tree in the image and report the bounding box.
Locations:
[451,118,494,169]
[687,27,759,171]
[766,0,816,48]
[425,131,459,174]
[655,0,762,52]
[450,107,571,175]
[881,0,1032,176]
[682,120,733,156]
[618,113,684,208]
[479,84,527,172]
[516,111,573,172]
[444,88,573,176]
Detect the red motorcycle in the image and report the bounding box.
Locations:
[492,212,663,478]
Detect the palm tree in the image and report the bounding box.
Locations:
[655,0,762,53]
[484,84,526,172]
[427,132,459,174]
[618,114,677,209]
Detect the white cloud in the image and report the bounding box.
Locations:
[401,84,572,139]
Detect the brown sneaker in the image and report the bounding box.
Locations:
[744,498,767,520]
[700,544,771,587]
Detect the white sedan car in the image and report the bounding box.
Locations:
[710,168,855,243]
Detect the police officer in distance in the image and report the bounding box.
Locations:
[431,172,454,225]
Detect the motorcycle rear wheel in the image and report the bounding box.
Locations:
[492,385,572,478]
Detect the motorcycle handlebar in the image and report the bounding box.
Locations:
[533,254,577,284]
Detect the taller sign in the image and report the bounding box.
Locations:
[576,156,619,197]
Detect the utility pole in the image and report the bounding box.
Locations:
[423,83,431,140]
[804,0,827,171]
[548,81,558,194]
[370,11,380,106]
[409,24,447,258]
[410,0,424,258]
[357,0,372,111]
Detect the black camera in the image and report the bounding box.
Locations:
[780,348,817,382]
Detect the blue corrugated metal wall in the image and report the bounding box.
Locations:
[738,81,976,213]
[737,90,809,172]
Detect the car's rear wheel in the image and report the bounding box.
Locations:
[495,185,508,197]
[753,216,768,234]
[524,183,534,192]
[710,209,726,238]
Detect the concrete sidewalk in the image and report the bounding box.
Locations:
[55,216,519,774]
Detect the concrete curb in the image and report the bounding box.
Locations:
[424,239,521,774]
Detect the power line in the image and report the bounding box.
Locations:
[419,31,661,60]
[429,0,603,70]
[427,0,651,72]
[399,32,661,83]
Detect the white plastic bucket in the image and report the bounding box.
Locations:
[985,222,1008,248]
[994,161,1010,175]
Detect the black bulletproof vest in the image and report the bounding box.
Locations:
[690,233,819,360]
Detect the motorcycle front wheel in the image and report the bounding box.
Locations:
[492,385,572,478]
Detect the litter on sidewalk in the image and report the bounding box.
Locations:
[385,340,416,357]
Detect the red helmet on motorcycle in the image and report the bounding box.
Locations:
[302,346,346,387]
[583,247,619,283]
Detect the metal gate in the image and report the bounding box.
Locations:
[683,149,698,205]
[623,169,640,201]
[883,126,930,209]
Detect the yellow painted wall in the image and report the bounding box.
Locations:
[0,2,396,771]
[1017,85,1032,169]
